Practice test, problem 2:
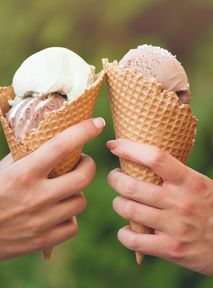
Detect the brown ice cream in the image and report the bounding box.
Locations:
[6,95,65,139]
[119,44,191,104]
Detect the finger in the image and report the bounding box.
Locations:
[113,196,167,231]
[118,226,171,259]
[33,218,78,252]
[108,168,169,209]
[7,218,78,258]
[37,194,87,231]
[42,154,96,202]
[107,139,189,184]
[21,118,105,176]
[0,153,13,169]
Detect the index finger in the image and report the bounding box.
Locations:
[22,117,105,175]
[106,139,189,184]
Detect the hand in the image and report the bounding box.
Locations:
[107,139,213,276]
[0,117,105,260]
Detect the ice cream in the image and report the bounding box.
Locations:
[12,47,94,103]
[119,44,191,104]
[6,47,95,139]
[6,95,65,139]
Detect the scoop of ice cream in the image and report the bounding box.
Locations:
[119,45,191,104]
[6,95,65,139]
[12,47,94,104]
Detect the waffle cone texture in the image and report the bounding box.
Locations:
[0,71,104,259]
[103,59,198,264]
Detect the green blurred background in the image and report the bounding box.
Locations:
[0,0,213,287]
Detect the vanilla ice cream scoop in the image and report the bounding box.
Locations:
[119,45,191,104]
[12,47,95,104]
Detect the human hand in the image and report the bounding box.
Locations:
[107,139,213,276]
[0,117,105,260]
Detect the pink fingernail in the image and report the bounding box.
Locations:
[92,117,106,129]
[106,140,117,149]
[72,216,77,224]
[108,168,121,177]
[71,216,78,228]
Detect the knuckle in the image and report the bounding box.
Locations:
[192,175,208,194]
[175,223,190,238]
[84,120,97,137]
[178,200,196,217]
[27,218,42,236]
[149,212,159,227]
[73,120,97,142]
[76,172,91,188]
[168,240,185,261]
[124,201,135,219]
[124,179,137,196]
[150,148,167,169]
[10,169,29,185]
[128,235,139,250]
[24,196,42,213]
[49,140,66,157]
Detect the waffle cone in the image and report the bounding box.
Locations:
[103,59,198,264]
[0,71,104,260]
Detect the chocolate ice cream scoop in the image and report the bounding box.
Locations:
[6,95,65,139]
[119,44,191,104]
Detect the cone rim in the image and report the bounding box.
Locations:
[103,58,198,123]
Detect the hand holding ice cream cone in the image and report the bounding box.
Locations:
[103,44,198,264]
[0,117,105,261]
[107,139,213,276]
[0,47,104,259]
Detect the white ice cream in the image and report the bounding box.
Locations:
[12,47,94,104]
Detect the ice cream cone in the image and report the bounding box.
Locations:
[103,59,198,264]
[0,70,104,260]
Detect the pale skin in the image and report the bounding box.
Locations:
[107,139,213,276]
[0,117,105,260]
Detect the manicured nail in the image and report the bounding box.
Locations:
[106,140,117,149]
[92,117,106,130]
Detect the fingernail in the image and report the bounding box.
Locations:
[112,197,119,208]
[72,216,78,226]
[108,168,121,177]
[92,117,106,130]
[106,140,117,149]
